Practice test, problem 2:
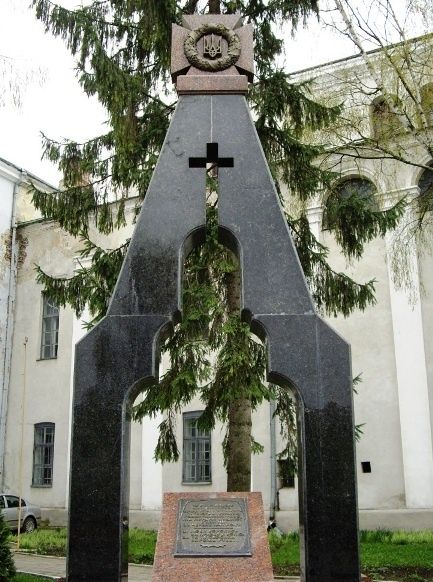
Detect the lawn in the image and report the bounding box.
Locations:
[11,528,157,565]
[269,530,433,581]
[13,576,54,582]
[11,528,433,581]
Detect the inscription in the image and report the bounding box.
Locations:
[175,498,251,557]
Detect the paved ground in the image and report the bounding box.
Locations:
[13,552,302,581]
[13,552,153,581]
[14,552,395,581]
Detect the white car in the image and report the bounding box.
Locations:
[0,493,41,533]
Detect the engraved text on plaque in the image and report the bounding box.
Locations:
[175,498,251,557]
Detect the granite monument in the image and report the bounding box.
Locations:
[67,14,360,582]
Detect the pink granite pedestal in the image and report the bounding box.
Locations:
[152,492,274,582]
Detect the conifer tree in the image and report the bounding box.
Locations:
[0,512,15,581]
[31,0,405,490]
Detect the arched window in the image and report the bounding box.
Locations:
[418,162,433,214]
[420,84,433,126]
[323,177,377,229]
[370,95,404,140]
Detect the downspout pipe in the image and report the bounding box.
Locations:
[270,399,277,517]
[0,171,25,490]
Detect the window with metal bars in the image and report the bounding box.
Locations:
[32,423,55,487]
[323,177,378,230]
[182,411,211,483]
[40,295,59,359]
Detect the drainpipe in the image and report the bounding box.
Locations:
[0,171,25,490]
[269,399,277,517]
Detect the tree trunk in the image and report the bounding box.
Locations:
[225,267,252,492]
[183,0,199,14]
[208,0,249,493]
[226,396,252,491]
[208,0,221,14]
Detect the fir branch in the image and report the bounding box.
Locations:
[289,213,377,316]
[35,237,129,323]
[324,191,407,259]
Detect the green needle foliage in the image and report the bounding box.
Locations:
[31,0,404,487]
[0,512,15,581]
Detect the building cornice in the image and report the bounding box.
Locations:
[0,157,56,190]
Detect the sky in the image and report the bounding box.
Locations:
[0,0,409,186]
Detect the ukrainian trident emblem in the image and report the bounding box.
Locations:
[183,23,241,72]
[203,33,222,59]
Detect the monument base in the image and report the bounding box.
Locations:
[152,492,274,582]
[177,75,248,94]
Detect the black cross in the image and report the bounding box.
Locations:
[189,142,234,168]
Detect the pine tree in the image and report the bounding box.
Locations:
[31,0,405,490]
[0,512,15,581]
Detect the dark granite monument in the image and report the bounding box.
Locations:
[67,14,360,582]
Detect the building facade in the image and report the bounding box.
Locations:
[1,45,433,532]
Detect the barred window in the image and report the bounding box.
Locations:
[420,83,433,126]
[32,423,55,487]
[40,295,59,359]
[182,412,211,483]
[418,162,433,215]
[278,459,296,488]
[323,177,377,230]
[370,95,404,139]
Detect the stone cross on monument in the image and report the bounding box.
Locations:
[66,14,360,582]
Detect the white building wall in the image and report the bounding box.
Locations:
[419,225,433,448]
[3,200,165,525]
[0,172,16,489]
[323,234,406,510]
[384,192,433,508]
[4,219,76,510]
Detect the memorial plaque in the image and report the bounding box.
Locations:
[175,498,251,557]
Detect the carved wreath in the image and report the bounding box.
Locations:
[184,23,241,72]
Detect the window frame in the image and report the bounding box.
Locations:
[32,422,55,488]
[5,495,26,508]
[182,411,212,484]
[370,94,404,139]
[277,459,296,489]
[323,176,378,230]
[40,294,59,360]
[417,161,433,215]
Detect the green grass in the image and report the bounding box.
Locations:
[360,529,433,545]
[127,529,157,564]
[359,530,433,569]
[11,527,157,565]
[12,528,67,556]
[362,541,433,567]
[13,575,54,582]
[269,529,433,577]
[268,530,300,567]
[12,527,433,572]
